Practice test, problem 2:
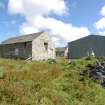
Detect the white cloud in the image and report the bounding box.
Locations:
[95,17,105,29]
[30,16,90,41]
[20,23,39,34]
[8,0,90,46]
[20,26,39,34]
[8,0,67,16]
[101,5,105,16]
[8,0,23,14]
[94,5,105,34]
[51,37,61,46]
[98,31,105,35]
[52,37,60,42]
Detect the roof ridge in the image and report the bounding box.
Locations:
[69,34,105,44]
[2,31,45,44]
[6,31,44,40]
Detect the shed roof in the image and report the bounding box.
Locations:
[68,35,105,44]
[56,47,67,52]
[2,31,44,44]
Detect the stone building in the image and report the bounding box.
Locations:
[0,32,55,60]
[68,35,105,59]
[56,47,68,59]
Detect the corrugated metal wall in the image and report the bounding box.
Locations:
[68,35,105,59]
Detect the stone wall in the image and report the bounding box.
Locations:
[32,32,55,60]
[0,32,55,60]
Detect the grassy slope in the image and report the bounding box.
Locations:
[0,58,105,105]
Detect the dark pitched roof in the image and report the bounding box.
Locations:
[2,32,44,44]
[68,35,105,44]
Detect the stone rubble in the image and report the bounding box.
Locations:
[86,61,105,87]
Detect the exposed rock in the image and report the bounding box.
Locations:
[86,61,105,87]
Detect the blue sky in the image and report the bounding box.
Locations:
[0,0,105,46]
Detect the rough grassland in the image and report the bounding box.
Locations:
[0,58,105,105]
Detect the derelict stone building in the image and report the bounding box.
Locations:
[56,47,68,59]
[0,32,55,60]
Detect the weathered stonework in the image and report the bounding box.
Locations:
[32,32,55,60]
[0,32,55,60]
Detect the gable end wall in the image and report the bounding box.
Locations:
[32,32,55,60]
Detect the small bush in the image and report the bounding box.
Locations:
[47,59,56,64]
[97,56,105,62]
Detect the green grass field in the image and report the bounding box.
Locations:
[0,58,105,105]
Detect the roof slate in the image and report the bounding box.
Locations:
[2,32,44,44]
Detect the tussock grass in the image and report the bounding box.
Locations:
[0,58,104,105]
